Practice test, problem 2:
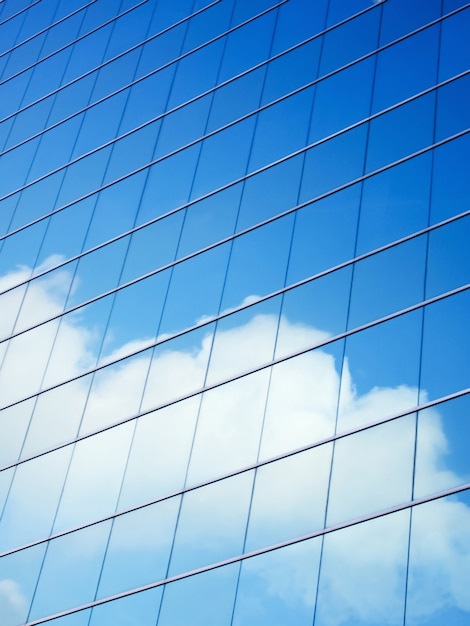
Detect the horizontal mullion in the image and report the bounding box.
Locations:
[0,0,310,129]
[0,124,468,350]
[9,0,467,155]
[0,0,149,87]
[1,280,468,460]
[0,67,467,298]
[0,0,373,149]
[1,208,467,408]
[0,0,41,28]
[0,0,279,117]
[0,386,467,559]
[0,0,286,168]
[2,0,466,162]
[1,56,467,248]
[20,480,470,626]
[0,0,464,197]
[0,0,96,59]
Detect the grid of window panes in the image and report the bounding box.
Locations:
[0,0,469,624]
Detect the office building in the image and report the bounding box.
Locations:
[0,0,469,624]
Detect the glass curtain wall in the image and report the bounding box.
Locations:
[0,0,469,624]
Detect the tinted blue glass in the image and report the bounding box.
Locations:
[356,153,433,252]
[271,0,327,51]
[262,38,322,104]
[338,311,422,426]
[309,57,375,142]
[233,540,321,625]
[157,566,239,626]
[287,186,361,280]
[366,92,435,172]
[439,7,470,81]
[0,1,468,625]
[315,510,410,626]
[435,73,470,140]
[380,0,441,45]
[406,495,470,625]
[300,125,368,200]
[321,6,381,74]
[372,25,440,113]
[420,291,470,401]
[415,394,470,499]
[430,134,470,221]
[426,215,470,298]
[348,237,427,328]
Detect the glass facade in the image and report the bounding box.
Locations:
[0,0,469,624]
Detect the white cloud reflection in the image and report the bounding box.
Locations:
[0,580,27,626]
[0,259,468,626]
